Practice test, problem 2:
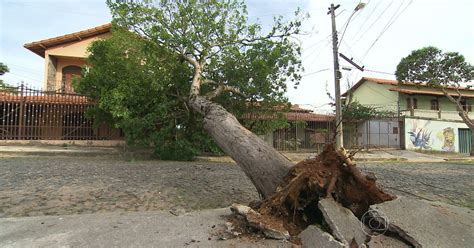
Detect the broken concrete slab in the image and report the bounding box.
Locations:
[318,198,368,246]
[230,204,290,240]
[366,234,410,248]
[299,225,345,248]
[369,196,474,248]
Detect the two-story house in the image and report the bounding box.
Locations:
[343,77,473,153]
[18,23,335,150]
[24,23,112,92]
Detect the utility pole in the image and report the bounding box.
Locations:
[328,4,343,149]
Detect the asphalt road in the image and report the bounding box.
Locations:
[0,156,472,218]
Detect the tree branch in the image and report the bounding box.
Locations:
[441,88,474,128]
[204,80,247,100]
[182,53,202,97]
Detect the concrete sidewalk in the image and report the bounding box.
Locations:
[0,145,122,157]
[0,145,472,163]
[0,208,291,248]
[198,149,474,163]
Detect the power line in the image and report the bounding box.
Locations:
[361,0,412,60]
[302,37,332,61]
[302,33,332,51]
[7,72,43,84]
[8,65,43,77]
[364,68,395,75]
[304,39,332,67]
[338,2,366,49]
[301,68,330,77]
[353,0,394,46]
[352,0,382,39]
[7,63,43,73]
[362,0,406,59]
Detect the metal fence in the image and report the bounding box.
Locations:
[268,121,334,152]
[343,118,402,149]
[0,84,122,140]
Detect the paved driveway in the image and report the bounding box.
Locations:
[0,156,472,218]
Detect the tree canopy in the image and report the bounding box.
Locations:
[78,0,304,159]
[0,62,8,75]
[395,46,473,87]
[0,62,11,88]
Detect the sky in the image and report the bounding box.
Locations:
[1,0,473,114]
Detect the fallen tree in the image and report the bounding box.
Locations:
[91,2,400,244]
[188,95,292,197]
[104,1,394,210]
[100,0,305,198]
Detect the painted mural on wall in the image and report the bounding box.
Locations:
[408,128,431,149]
[440,127,455,152]
[405,118,468,152]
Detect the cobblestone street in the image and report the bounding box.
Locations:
[0,156,472,218]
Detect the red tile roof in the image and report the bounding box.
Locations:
[24,23,112,58]
[289,104,312,113]
[242,111,334,122]
[0,93,91,104]
[342,77,398,96]
[285,112,334,122]
[343,77,474,97]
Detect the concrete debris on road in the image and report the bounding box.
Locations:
[318,198,368,246]
[298,225,345,248]
[230,203,290,240]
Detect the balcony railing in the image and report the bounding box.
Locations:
[400,109,473,121]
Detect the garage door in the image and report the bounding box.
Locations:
[458,128,472,154]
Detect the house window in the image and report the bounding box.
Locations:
[430,99,439,110]
[406,97,418,109]
[460,100,472,112]
[62,65,82,93]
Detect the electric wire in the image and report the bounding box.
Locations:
[364,68,395,75]
[338,2,366,50]
[352,0,381,39]
[353,0,394,46]
[301,68,330,77]
[361,0,413,60]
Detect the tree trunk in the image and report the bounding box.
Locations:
[188,95,293,198]
[441,91,474,156]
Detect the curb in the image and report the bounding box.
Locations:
[194,156,411,163]
[443,158,474,162]
[194,156,236,163]
[0,150,121,157]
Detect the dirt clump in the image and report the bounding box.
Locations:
[237,144,396,238]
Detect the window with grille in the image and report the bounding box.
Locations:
[430,99,439,110]
[407,97,418,109]
[460,100,472,112]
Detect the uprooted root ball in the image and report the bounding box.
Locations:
[254,144,396,236]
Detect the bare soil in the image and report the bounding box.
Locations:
[251,145,394,236]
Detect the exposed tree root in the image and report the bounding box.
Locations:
[251,144,396,236]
